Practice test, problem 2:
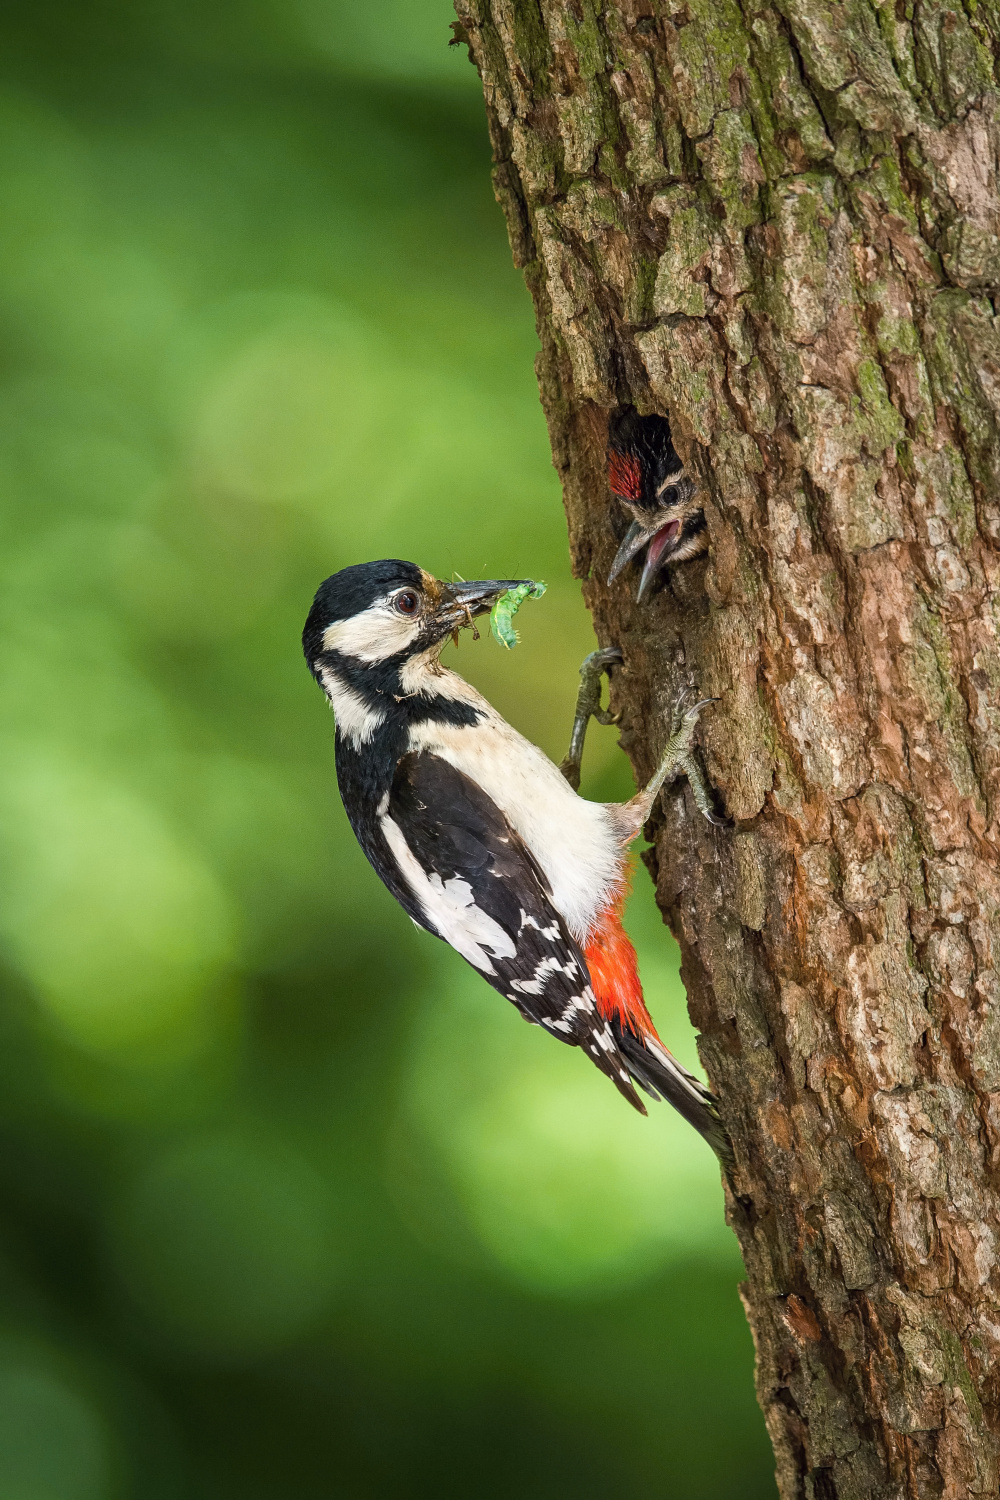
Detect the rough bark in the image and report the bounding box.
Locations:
[453,2,1000,1495]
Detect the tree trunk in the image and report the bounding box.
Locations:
[453,1,1000,1495]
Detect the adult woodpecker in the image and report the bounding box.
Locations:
[607,408,707,600]
[303,560,730,1162]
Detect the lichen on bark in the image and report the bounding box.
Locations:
[454,0,1000,1493]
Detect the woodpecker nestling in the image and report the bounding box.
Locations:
[607,408,707,601]
[303,561,730,1162]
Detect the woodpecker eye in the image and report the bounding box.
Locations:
[661,484,679,507]
[394,590,420,616]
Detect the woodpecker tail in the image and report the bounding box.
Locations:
[584,899,733,1166]
[610,1021,732,1166]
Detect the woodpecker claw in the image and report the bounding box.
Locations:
[678,751,731,827]
[560,647,623,791]
[668,684,698,732]
[685,696,719,724]
[620,689,728,831]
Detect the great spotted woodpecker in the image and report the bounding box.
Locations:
[303,560,730,1162]
[607,408,707,600]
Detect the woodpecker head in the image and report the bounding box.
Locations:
[302,560,532,678]
[606,409,707,601]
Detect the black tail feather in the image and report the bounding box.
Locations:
[611,1018,734,1168]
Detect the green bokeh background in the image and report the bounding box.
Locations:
[0,2,775,1494]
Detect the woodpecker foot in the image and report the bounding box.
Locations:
[664,689,729,827]
[623,690,727,829]
[677,751,729,826]
[559,647,623,791]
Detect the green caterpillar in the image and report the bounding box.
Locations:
[490,581,547,649]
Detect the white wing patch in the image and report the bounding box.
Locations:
[505,971,612,1053]
[510,954,583,996]
[380,814,516,973]
[518,911,561,940]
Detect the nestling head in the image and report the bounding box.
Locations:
[606,408,708,600]
[302,560,531,672]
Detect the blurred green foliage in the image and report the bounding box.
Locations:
[0,1,775,1495]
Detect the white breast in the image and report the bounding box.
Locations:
[405,667,626,942]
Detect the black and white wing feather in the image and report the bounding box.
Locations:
[383,751,645,1112]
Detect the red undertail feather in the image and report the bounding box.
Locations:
[586,898,732,1163]
[584,899,658,1042]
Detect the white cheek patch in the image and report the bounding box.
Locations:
[322,600,422,662]
[319,667,387,746]
[380,814,516,973]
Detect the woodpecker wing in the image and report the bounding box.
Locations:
[384,751,645,1112]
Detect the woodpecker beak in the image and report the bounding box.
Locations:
[434,579,532,634]
[607,517,682,601]
[636,520,682,602]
